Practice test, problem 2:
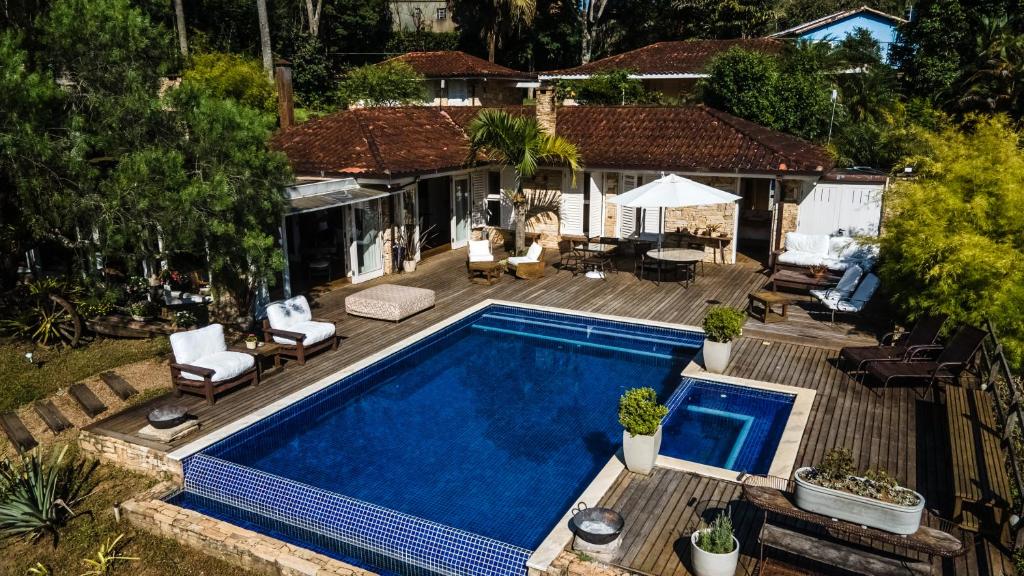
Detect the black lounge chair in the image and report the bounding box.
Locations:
[864,325,987,395]
[839,314,948,375]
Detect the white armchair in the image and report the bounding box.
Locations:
[169,324,258,404]
[263,295,337,366]
[468,240,494,263]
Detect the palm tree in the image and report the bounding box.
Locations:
[467,109,581,254]
[486,0,536,63]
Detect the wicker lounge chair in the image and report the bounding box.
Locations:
[263,295,338,366]
[170,323,258,404]
[838,314,948,375]
[507,243,546,279]
[467,240,494,263]
[864,325,987,395]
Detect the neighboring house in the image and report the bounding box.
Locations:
[769,5,907,63]
[384,51,536,106]
[390,1,455,33]
[538,39,783,99]
[269,91,868,294]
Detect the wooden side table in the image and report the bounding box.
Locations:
[231,342,282,375]
[748,290,798,323]
[467,261,505,285]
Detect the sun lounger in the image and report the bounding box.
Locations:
[864,325,987,395]
[839,314,947,374]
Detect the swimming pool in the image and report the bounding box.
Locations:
[170,303,797,576]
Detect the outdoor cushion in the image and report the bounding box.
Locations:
[508,243,543,266]
[170,323,228,366]
[810,265,863,307]
[836,273,880,313]
[345,284,436,322]
[468,240,494,263]
[828,237,856,258]
[179,350,255,382]
[266,295,313,331]
[273,319,336,346]
[785,232,829,255]
[777,251,834,268]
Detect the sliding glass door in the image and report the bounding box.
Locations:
[452,177,470,248]
[350,199,383,282]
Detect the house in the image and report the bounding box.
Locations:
[538,39,783,100]
[769,6,907,63]
[268,85,880,294]
[389,1,455,33]
[383,51,536,106]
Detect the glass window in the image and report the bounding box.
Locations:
[436,7,446,20]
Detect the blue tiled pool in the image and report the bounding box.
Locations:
[171,304,793,576]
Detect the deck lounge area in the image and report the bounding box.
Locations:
[84,247,1014,576]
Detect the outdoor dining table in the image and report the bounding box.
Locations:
[575,242,618,279]
[645,248,705,286]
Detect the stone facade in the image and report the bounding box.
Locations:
[660,176,738,263]
[530,551,633,576]
[602,172,620,238]
[536,86,557,134]
[123,482,377,576]
[522,168,565,248]
[78,429,183,479]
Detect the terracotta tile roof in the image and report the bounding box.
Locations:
[385,51,535,80]
[270,107,474,179]
[540,39,783,78]
[272,105,833,179]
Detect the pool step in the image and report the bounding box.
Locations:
[477,312,701,352]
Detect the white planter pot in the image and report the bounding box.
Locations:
[793,467,925,535]
[622,425,662,475]
[403,260,417,273]
[690,531,739,576]
[702,340,733,373]
[245,341,258,350]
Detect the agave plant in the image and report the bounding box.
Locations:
[0,446,94,545]
[79,533,139,575]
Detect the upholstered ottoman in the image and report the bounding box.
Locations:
[345,284,436,322]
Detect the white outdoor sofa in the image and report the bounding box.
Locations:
[169,323,258,404]
[774,232,879,273]
[263,295,338,366]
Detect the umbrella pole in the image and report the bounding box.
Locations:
[658,207,663,249]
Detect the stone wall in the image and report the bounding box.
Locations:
[602,172,619,238]
[530,551,632,576]
[78,429,183,479]
[123,482,376,576]
[522,168,564,248]
[662,176,738,263]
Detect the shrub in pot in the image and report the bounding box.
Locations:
[794,448,924,535]
[690,510,739,576]
[702,306,745,373]
[618,387,668,475]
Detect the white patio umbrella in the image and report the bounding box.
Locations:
[609,173,742,248]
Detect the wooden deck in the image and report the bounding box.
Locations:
[82,247,1013,575]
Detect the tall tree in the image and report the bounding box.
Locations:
[173,0,188,57]
[578,0,609,64]
[302,0,324,36]
[488,0,536,62]
[256,0,273,77]
[466,109,581,254]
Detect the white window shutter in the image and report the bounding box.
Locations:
[588,173,604,237]
[619,174,637,237]
[643,207,662,234]
[560,171,584,236]
[470,171,487,227]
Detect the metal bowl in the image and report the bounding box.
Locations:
[571,503,624,545]
[147,405,189,429]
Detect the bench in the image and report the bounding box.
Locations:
[34,401,73,434]
[946,385,1013,531]
[759,522,932,576]
[69,383,107,418]
[0,411,38,454]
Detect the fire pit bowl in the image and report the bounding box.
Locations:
[570,503,624,545]
[147,404,189,429]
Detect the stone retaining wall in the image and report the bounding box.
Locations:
[533,551,633,576]
[123,482,377,576]
[78,429,183,479]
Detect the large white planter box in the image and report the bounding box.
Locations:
[793,467,925,535]
[702,340,733,373]
[622,425,662,475]
[690,531,739,576]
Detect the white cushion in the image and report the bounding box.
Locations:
[179,350,255,382]
[266,295,313,331]
[170,324,227,366]
[468,240,493,262]
[828,237,855,258]
[507,256,533,266]
[839,273,880,312]
[834,264,863,294]
[810,288,842,307]
[273,320,336,346]
[785,233,829,255]
[526,242,543,261]
[777,251,829,268]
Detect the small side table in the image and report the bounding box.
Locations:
[468,260,505,285]
[748,290,797,323]
[231,342,282,375]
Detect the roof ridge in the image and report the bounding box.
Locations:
[699,106,805,163]
[352,109,388,175]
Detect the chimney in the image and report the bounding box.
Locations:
[536,84,556,134]
[275,59,295,129]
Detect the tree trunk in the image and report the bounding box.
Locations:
[514,180,526,255]
[581,24,592,64]
[487,27,497,63]
[303,0,322,37]
[256,0,273,79]
[173,0,188,58]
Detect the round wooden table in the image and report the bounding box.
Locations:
[644,248,706,286]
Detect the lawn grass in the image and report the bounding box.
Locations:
[0,337,169,412]
[0,446,256,576]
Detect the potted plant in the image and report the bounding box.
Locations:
[690,510,739,576]
[244,334,259,350]
[806,264,829,279]
[127,301,154,322]
[394,222,436,273]
[794,448,924,535]
[705,223,722,237]
[618,387,669,475]
[702,306,745,373]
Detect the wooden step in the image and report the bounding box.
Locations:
[760,523,931,576]
[0,411,38,454]
[33,401,73,434]
[69,383,106,418]
[100,371,137,401]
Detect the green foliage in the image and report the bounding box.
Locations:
[878,115,1024,368]
[337,61,427,108]
[814,447,855,484]
[618,387,668,437]
[702,306,745,343]
[289,34,335,112]
[695,510,735,555]
[182,52,277,114]
[558,70,662,105]
[79,533,138,575]
[802,448,920,506]
[0,446,95,545]
[958,16,1024,118]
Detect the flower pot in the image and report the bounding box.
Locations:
[245,341,258,350]
[403,259,417,273]
[690,531,739,576]
[793,467,925,535]
[622,425,662,475]
[131,315,148,322]
[702,340,733,373]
